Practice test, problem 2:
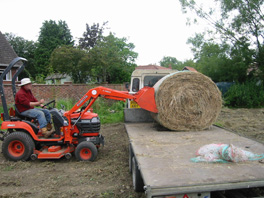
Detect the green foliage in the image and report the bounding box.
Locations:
[50,45,92,83]
[56,98,76,110]
[5,21,137,84]
[224,81,264,108]
[50,34,138,84]
[55,98,124,124]
[182,59,196,68]
[92,98,125,124]
[79,22,108,49]
[87,33,138,83]
[160,56,182,70]
[49,24,138,84]
[213,122,224,128]
[180,0,264,48]
[187,33,250,82]
[3,165,15,171]
[196,42,234,82]
[34,74,46,84]
[34,20,74,77]
[179,0,264,82]
[100,191,115,198]
[159,56,197,71]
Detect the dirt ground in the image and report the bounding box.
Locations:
[1,108,264,198]
[216,107,264,143]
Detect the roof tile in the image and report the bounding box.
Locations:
[136,65,171,70]
[0,31,19,66]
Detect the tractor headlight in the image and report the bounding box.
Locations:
[91,117,99,123]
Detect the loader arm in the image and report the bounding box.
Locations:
[63,86,157,142]
[64,86,158,121]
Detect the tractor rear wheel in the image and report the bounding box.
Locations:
[2,132,35,161]
[75,141,98,161]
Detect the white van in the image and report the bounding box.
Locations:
[128,65,177,108]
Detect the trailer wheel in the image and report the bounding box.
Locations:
[129,143,134,174]
[132,157,144,192]
[75,141,98,161]
[2,132,35,161]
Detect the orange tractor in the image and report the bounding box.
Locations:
[0,57,157,161]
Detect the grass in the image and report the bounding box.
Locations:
[92,98,125,124]
[2,165,15,171]
[214,122,224,128]
[56,98,76,111]
[100,191,115,198]
[55,98,126,124]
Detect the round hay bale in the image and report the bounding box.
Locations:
[152,71,222,131]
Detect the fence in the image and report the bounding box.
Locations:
[2,83,127,106]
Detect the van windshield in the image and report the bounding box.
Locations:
[144,76,164,87]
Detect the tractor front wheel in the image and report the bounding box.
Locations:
[2,132,35,161]
[75,141,98,161]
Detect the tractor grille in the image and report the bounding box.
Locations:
[72,117,100,133]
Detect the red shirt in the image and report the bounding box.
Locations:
[15,86,38,113]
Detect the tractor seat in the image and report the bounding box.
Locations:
[12,105,39,135]
[14,105,37,121]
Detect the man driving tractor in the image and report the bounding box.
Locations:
[15,78,53,138]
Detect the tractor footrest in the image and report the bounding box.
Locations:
[48,146,61,152]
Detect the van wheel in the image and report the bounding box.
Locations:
[2,132,35,161]
[75,141,98,161]
[132,157,144,192]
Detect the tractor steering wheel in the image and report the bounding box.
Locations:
[42,100,56,110]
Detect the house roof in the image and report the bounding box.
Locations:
[183,66,198,72]
[0,31,20,66]
[136,65,171,70]
[45,73,69,80]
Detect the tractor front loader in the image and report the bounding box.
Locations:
[0,57,157,162]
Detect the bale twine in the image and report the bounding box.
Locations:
[152,71,222,131]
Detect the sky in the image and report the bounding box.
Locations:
[0,0,207,65]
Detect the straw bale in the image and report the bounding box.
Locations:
[152,71,222,131]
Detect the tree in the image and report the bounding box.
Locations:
[50,45,91,83]
[159,56,184,70]
[182,59,196,69]
[79,22,108,50]
[4,33,37,79]
[187,33,250,82]
[179,0,264,81]
[34,20,74,77]
[195,42,233,82]
[88,33,138,83]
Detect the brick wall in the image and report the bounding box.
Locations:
[2,83,127,106]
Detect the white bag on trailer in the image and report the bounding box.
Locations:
[191,143,264,163]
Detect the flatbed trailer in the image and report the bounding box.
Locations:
[125,122,264,198]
